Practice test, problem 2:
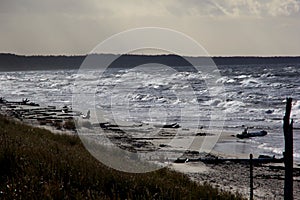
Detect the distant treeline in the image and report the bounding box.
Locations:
[0,53,300,71]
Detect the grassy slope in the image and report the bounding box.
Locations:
[0,115,244,199]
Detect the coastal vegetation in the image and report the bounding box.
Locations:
[0,115,244,199]
[1,53,300,71]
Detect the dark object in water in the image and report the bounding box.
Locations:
[265,109,274,114]
[258,155,275,159]
[29,102,40,106]
[174,158,188,163]
[236,130,267,139]
[155,123,181,129]
[99,122,119,129]
[196,132,206,136]
[196,132,214,136]
[159,144,170,148]
[0,97,7,103]
[22,98,30,104]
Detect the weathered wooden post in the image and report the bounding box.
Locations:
[250,154,253,200]
[283,98,293,200]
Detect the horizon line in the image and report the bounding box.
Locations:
[1,52,300,58]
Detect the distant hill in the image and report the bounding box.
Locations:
[0,54,84,71]
[0,53,300,71]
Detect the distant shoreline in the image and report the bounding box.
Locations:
[1,53,300,71]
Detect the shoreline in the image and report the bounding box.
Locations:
[1,100,300,199]
[1,114,244,199]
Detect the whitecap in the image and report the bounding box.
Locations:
[240,78,262,87]
[235,74,251,79]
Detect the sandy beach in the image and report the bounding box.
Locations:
[170,161,300,199]
[1,101,300,199]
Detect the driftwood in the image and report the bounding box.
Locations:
[154,123,181,129]
[0,98,78,131]
[174,157,284,164]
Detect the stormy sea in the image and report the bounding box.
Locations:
[1,62,299,163]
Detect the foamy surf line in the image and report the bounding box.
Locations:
[1,64,300,163]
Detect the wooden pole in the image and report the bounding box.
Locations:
[250,154,253,200]
[283,98,293,200]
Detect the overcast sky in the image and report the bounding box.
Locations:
[1,0,300,56]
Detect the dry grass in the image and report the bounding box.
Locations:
[0,115,244,199]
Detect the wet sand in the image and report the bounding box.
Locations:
[1,102,300,199]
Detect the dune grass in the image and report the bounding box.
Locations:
[0,115,244,199]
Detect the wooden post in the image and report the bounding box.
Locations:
[283,98,293,200]
[250,154,254,200]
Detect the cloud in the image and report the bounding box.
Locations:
[0,0,300,55]
[0,0,114,18]
[266,0,300,16]
[209,0,300,17]
[1,0,299,18]
[163,0,300,18]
